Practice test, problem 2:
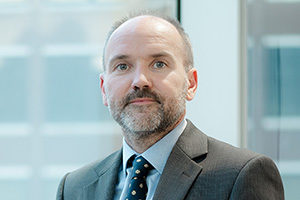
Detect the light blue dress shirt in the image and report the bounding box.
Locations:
[113,119,187,200]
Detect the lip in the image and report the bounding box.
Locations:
[129,98,156,105]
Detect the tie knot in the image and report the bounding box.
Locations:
[131,156,153,178]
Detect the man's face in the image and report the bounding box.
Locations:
[101,16,197,138]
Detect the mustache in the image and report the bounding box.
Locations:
[123,89,162,107]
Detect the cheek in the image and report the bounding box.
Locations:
[105,78,131,100]
[156,73,187,96]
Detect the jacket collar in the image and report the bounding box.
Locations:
[82,149,122,200]
[176,119,208,159]
[153,119,208,200]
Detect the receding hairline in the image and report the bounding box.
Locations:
[102,12,194,72]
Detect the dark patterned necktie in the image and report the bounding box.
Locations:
[125,156,153,200]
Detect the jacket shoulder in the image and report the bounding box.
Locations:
[67,149,121,187]
[207,136,259,164]
[56,149,122,199]
[185,124,284,199]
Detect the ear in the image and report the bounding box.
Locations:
[100,73,108,106]
[186,68,198,101]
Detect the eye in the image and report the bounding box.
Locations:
[153,61,166,69]
[115,63,129,71]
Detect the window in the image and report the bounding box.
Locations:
[247,1,300,199]
[0,1,178,199]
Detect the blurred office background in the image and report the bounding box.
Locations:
[0,0,299,199]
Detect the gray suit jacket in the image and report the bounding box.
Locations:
[57,120,284,200]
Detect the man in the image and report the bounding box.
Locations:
[57,13,284,200]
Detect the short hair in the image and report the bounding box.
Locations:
[102,10,194,72]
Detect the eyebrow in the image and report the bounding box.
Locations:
[107,51,174,68]
[150,52,172,58]
[108,54,130,67]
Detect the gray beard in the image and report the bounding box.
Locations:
[107,88,186,140]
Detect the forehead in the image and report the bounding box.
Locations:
[105,16,184,64]
[112,16,176,38]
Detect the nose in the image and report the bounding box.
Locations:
[131,66,152,91]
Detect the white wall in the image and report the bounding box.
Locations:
[182,0,241,147]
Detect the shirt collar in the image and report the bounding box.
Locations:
[122,119,187,177]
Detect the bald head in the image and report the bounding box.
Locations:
[102,14,193,72]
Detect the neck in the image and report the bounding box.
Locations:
[123,114,185,154]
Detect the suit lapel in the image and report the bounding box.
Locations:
[82,150,122,200]
[153,120,208,200]
[153,145,203,200]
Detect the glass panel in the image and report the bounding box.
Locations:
[0,137,31,164]
[0,57,28,122]
[0,0,25,4]
[247,1,300,199]
[0,180,31,199]
[44,55,110,122]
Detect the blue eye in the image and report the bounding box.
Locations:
[153,61,166,69]
[116,64,128,71]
